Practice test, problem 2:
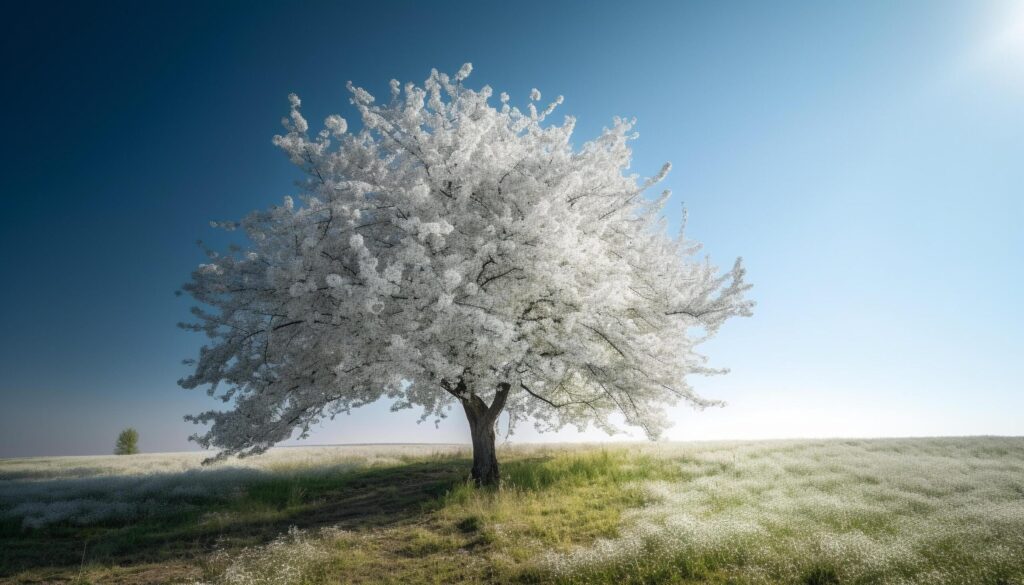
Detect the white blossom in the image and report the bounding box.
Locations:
[324,114,347,136]
[442,269,462,290]
[180,65,753,460]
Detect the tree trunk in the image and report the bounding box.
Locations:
[458,382,511,487]
[465,404,500,486]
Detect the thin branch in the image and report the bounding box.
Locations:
[581,324,627,359]
[519,382,588,409]
[479,267,521,290]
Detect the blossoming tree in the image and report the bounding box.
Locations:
[180,65,753,486]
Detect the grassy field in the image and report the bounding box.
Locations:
[1,438,1022,584]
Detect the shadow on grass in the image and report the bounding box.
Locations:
[0,457,471,577]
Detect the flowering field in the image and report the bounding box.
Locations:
[2,438,1022,584]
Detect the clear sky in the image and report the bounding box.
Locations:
[1,0,1021,458]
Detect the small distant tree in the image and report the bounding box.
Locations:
[180,64,753,486]
[115,428,139,455]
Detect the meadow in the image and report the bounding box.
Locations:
[1,438,1022,584]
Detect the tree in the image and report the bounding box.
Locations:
[179,64,753,486]
[115,428,139,455]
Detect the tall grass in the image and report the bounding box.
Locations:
[0,445,464,529]
[544,438,1024,585]
[3,439,1023,584]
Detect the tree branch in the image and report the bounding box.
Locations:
[519,382,592,409]
[488,382,511,419]
[581,324,627,359]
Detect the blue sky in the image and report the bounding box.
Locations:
[1,0,1021,457]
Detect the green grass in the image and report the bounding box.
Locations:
[2,439,1023,584]
[0,453,469,582]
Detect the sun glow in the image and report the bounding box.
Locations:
[973,2,1024,82]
